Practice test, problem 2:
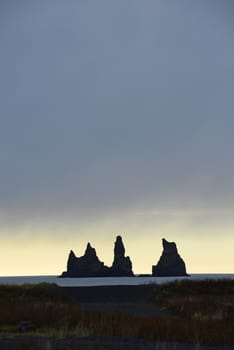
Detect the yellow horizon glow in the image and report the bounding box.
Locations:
[0,216,233,276]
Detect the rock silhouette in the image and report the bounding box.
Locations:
[61,243,109,277]
[110,236,134,276]
[152,238,188,276]
[61,235,134,277]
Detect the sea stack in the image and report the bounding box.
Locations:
[110,235,134,276]
[60,235,134,277]
[152,238,188,276]
[61,243,109,277]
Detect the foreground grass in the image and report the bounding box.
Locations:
[0,283,92,338]
[155,278,234,320]
[154,279,234,344]
[0,280,233,348]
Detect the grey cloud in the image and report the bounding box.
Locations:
[0,0,233,226]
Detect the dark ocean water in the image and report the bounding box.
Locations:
[0,274,233,286]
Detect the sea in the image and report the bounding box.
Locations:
[0,274,233,287]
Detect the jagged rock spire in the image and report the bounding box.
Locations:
[110,235,134,276]
[114,235,125,258]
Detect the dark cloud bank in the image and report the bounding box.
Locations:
[0,0,234,234]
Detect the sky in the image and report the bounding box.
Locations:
[0,0,233,275]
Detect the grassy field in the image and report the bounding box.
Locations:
[0,279,233,349]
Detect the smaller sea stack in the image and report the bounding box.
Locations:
[152,238,188,276]
[110,235,134,276]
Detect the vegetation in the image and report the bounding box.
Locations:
[154,279,234,344]
[0,280,233,349]
[0,283,91,337]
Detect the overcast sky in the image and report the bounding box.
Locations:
[0,0,233,275]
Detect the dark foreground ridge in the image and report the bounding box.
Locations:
[61,235,134,277]
[152,238,188,276]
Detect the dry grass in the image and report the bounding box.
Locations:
[154,279,234,344]
[0,279,233,348]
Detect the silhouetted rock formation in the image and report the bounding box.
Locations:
[61,243,109,277]
[60,236,134,277]
[110,236,134,276]
[152,238,188,276]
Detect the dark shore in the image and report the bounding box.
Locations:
[53,284,166,317]
[54,284,159,303]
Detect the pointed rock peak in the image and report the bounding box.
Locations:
[162,238,177,253]
[114,235,125,257]
[85,242,97,257]
[68,250,76,260]
[69,250,76,258]
[67,250,77,272]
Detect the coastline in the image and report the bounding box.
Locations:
[0,273,233,286]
